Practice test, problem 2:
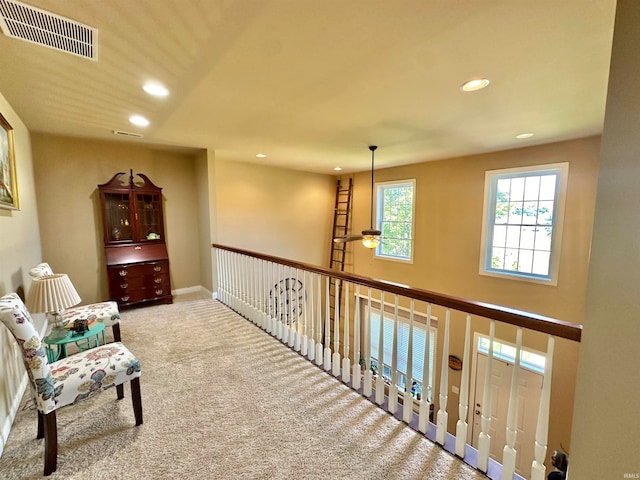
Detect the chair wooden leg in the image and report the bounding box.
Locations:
[37,411,44,439]
[130,377,143,426]
[116,384,124,400]
[112,323,122,342]
[43,411,57,476]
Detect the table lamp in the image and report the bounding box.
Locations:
[26,273,82,341]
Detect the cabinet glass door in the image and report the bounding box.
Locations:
[104,193,133,242]
[136,193,162,241]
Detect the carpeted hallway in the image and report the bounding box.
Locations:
[0,296,484,479]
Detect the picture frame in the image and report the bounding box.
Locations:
[0,111,19,210]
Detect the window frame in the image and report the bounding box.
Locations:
[360,297,438,401]
[374,179,416,263]
[479,162,569,286]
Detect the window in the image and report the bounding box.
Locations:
[479,163,568,285]
[368,308,436,399]
[375,180,415,261]
[477,336,546,374]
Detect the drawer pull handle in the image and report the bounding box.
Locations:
[154,278,162,284]
[134,246,142,250]
[119,270,128,277]
[155,289,163,295]
[121,295,130,302]
[120,283,128,289]
[154,266,162,272]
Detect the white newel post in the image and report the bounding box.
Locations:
[324,276,332,371]
[435,309,450,445]
[388,296,400,414]
[477,320,496,473]
[352,285,362,390]
[502,327,523,479]
[403,300,416,424]
[531,336,555,480]
[418,304,432,433]
[332,279,341,377]
[455,315,471,458]
[363,289,373,397]
[342,282,351,383]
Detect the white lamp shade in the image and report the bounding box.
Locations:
[26,274,82,314]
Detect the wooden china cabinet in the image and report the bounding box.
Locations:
[98,170,172,308]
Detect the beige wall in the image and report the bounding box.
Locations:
[571,0,640,476]
[30,133,203,304]
[0,93,42,454]
[347,137,600,460]
[213,158,336,266]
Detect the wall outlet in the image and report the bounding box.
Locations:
[451,385,460,395]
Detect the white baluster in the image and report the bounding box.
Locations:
[403,300,415,424]
[315,275,323,365]
[288,269,295,348]
[418,303,432,434]
[260,260,267,330]
[324,276,332,371]
[455,315,472,458]
[531,337,554,480]
[375,292,385,406]
[342,282,351,383]
[332,279,342,376]
[295,269,302,351]
[352,284,362,390]
[477,320,496,473]
[277,264,284,341]
[308,272,315,360]
[436,309,451,445]
[388,295,400,414]
[502,328,523,479]
[363,288,373,397]
[301,270,309,356]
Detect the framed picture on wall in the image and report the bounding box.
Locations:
[0,111,19,210]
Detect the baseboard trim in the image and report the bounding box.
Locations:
[171,285,215,299]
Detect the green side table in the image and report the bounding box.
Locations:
[44,322,106,362]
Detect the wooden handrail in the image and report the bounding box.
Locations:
[212,244,582,342]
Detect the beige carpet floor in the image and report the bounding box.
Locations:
[0,298,485,479]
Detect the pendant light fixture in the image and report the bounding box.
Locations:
[361,145,381,249]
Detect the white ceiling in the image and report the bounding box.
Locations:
[0,0,616,173]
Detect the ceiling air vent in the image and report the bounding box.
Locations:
[0,0,97,60]
[113,130,144,138]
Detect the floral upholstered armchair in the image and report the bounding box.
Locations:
[29,263,122,341]
[0,292,142,476]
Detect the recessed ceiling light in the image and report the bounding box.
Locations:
[129,115,149,127]
[516,132,534,139]
[143,83,169,97]
[256,153,267,158]
[460,78,490,92]
[334,167,342,171]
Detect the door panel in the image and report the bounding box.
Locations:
[471,353,543,477]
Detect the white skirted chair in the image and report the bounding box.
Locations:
[29,263,122,342]
[0,293,143,476]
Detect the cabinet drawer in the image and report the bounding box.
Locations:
[108,261,168,281]
[106,244,168,265]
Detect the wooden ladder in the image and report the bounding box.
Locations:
[328,178,353,325]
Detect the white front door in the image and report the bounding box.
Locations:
[471,353,543,478]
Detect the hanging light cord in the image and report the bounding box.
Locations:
[369,145,377,229]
